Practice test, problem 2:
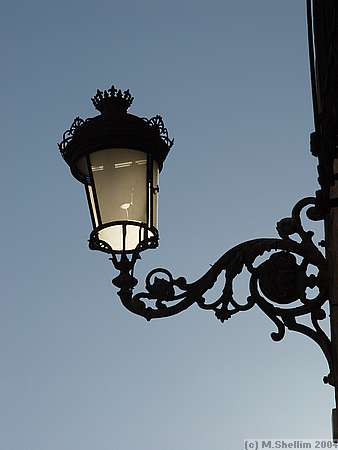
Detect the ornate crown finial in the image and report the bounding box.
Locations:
[91,85,134,114]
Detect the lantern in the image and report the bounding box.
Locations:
[59,86,173,256]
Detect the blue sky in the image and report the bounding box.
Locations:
[0,1,332,449]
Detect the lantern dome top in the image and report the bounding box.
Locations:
[58,85,174,182]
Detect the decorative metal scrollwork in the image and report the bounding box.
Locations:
[111,197,332,385]
[143,115,174,148]
[58,116,86,157]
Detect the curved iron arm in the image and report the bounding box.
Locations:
[110,197,332,385]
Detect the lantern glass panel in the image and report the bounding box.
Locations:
[90,148,147,223]
[84,148,158,252]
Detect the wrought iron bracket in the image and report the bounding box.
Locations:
[108,197,333,386]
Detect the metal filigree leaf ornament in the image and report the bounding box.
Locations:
[58,116,85,157]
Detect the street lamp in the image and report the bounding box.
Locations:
[58,85,329,329]
[59,83,336,433]
[59,1,338,439]
[59,86,173,286]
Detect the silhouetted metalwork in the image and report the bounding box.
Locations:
[91,87,134,113]
[58,83,334,387]
[142,115,174,148]
[59,116,86,158]
[110,196,332,384]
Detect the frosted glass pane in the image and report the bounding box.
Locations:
[98,224,155,252]
[90,148,147,224]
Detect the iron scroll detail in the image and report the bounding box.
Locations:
[142,115,174,149]
[58,116,86,157]
[111,198,332,385]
